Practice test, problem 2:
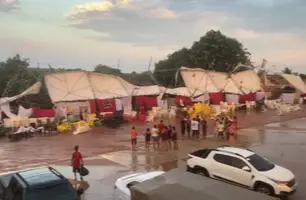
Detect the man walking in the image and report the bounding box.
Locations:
[71,145,84,181]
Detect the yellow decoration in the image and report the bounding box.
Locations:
[57,122,71,132]
[186,103,213,119]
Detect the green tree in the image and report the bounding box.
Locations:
[154,30,251,87]
[94,64,154,85]
[0,55,53,109]
[94,64,121,75]
[282,67,293,74]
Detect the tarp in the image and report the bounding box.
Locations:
[208,71,242,94]
[164,87,203,97]
[0,82,41,104]
[44,71,136,102]
[231,70,262,94]
[44,71,164,102]
[179,67,219,94]
[282,74,306,93]
[179,67,243,94]
[132,85,164,96]
[130,169,277,200]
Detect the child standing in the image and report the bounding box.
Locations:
[144,128,151,150]
[171,126,178,149]
[130,126,137,150]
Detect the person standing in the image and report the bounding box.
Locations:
[202,118,207,138]
[71,145,84,181]
[180,116,186,138]
[186,117,191,139]
[151,125,160,150]
[144,128,151,150]
[191,118,199,140]
[171,126,178,149]
[130,126,137,150]
[167,125,172,148]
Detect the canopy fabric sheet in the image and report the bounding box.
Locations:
[179,67,219,94]
[0,82,42,104]
[208,71,242,94]
[164,87,203,97]
[130,169,277,200]
[44,71,136,102]
[282,74,306,93]
[179,67,242,94]
[17,105,33,118]
[231,70,262,93]
[132,85,164,96]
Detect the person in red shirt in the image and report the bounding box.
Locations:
[130,126,137,150]
[71,145,84,181]
[158,120,165,135]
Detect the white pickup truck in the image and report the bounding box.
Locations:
[186,145,297,198]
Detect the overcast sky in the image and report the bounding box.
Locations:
[0,0,305,72]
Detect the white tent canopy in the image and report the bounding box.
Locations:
[44,71,166,102]
[230,70,262,93]
[179,67,242,94]
[131,85,165,96]
[164,87,203,97]
[282,74,306,93]
[179,67,219,95]
[0,82,41,104]
[180,67,262,94]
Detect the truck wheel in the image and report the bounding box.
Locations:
[195,166,209,177]
[255,183,274,196]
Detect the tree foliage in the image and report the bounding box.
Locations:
[282,67,293,74]
[154,30,251,87]
[94,64,154,85]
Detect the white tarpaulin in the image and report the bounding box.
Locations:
[1,103,17,118]
[121,96,132,114]
[44,71,136,102]
[179,67,242,94]
[208,71,242,94]
[164,87,203,97]
[282,74,306,93]
[131,85,164,96]
[281,93,295,104]
[231,70,262,93]
[0,82,42,104]
[225,94,239,104]
[17,105,33,118]
[179,67,219,95]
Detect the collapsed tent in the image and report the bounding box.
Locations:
[179,66,262,95]
[282,74,306,94]
[0,82,41,104]
[44,71,135,102]
[130,169,277,200]
[231,70,262,93]
[179,67,219,95]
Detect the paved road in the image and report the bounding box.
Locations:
[49,118,306,200]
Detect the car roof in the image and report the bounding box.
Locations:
[216,146,255,158]
[17,167,67,189]
[115,171,165,195]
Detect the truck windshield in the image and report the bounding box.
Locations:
[26,183,78,200]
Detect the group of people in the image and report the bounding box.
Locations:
[130,120,178,151]
[215,114,238,140]
[180,115,208,139]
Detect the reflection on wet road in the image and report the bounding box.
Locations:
[1,112,306,199]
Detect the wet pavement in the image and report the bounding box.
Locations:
[1,109,306,199]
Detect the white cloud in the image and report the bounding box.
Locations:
[0,0,18,11]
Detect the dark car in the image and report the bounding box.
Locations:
[0,167,82,200]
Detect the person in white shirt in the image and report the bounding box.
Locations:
[191,118,199,139]
[151,125,160,150]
